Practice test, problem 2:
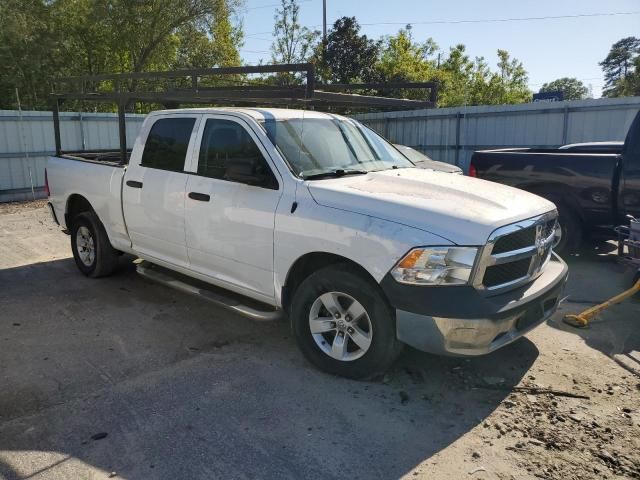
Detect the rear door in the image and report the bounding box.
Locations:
[184,115,282,299]
[123,114,200,267]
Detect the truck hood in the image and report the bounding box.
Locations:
[306,168,556,245]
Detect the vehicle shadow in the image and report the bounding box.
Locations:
[548,241,640,372]
[0,257,538,479]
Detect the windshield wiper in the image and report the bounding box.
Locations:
[301,169,369,180]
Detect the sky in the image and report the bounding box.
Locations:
[236,0,640,98]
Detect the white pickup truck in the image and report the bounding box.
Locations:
[47,108,568,379]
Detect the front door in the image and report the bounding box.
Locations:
[184,115,282,298]
[123,115,199,267]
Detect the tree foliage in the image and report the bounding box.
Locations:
[540,77,589,100]
[600,37,640,97]
[269,0,318,84]
[318,17,380,84]
[0,0,244,109]
[1,1,544,110]
[310,19,531,107]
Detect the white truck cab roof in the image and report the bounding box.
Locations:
[150,107,349,122]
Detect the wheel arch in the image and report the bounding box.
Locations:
[517,182,584,221]
[65,194,96,229]
[281,252,384,314]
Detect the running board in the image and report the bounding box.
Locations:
[136,261,282,322]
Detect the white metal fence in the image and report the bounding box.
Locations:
[1,97,640,202]
[0,110,144,202]
[354,96,640,172]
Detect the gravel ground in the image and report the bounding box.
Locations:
[0,202,639,480]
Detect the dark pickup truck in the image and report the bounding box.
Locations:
[469,111,640,252]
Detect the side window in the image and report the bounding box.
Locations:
[141,118,196,172]
[198,119,278,188]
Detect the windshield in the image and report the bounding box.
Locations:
[261,116,414,178]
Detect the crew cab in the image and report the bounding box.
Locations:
[47,108,568,379]
[469,111,640,252]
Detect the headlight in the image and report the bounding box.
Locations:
[391,247,478,285]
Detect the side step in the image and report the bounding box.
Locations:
[136,261,282,322]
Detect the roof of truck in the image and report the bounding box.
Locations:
[152,107,348,121]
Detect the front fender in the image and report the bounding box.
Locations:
[273,194,453,307]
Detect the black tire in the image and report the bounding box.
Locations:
[290,264,403,380]
[540,194,581,254]
[554,203,582,254]
[70,211,119,278]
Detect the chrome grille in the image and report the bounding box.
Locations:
[492,228,536,254]
[483,258,531,288]
[473,212,558,293]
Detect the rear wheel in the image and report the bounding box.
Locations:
[291,264,402,379]
[70,212,119,278]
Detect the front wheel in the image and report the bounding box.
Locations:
[290,264,402,380]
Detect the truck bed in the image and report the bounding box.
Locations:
[470,148,620,228]
[59,150,131,166]
[47,155,131,251]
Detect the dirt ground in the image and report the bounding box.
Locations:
[0,201,639,480]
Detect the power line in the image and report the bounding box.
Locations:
[244,36,274,42]
[240,49,271,54]
[243,0,312,12]
[357,11,640,27]
[243,10,640,37]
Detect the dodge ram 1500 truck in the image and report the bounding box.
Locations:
[469,111,640,252]
[47,108,568,379]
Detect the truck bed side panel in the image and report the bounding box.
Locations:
[472,151,619,227]
[47,156,130,251]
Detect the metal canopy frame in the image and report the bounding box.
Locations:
[50,63,438,163]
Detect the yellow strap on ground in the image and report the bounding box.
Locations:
[563,279,640,328]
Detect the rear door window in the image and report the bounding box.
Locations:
[141,118,196,172]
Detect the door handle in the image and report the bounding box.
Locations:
[188,192,211,202]
[126,180,143,189]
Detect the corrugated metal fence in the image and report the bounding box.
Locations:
[0,110,144,202]
[354,96,640,172]
[2,96,640,202]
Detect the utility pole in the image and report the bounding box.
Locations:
[322,0,327,49]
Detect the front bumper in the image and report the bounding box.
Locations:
[384,254,568,356]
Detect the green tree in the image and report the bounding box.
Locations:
[493,49,530,104]
[101,0,242,74]
[175,0,243,70]
[433,45,530,106]
[625,56,640,97]
[0,0,57,109]
[374,26,440,99]
[539,77,589,100]
[600,36,640,97]
[270,0,318,84]
[372,28,530,106]
[318,17,379,84]
[0,0,244,109]
[438,44,476,105]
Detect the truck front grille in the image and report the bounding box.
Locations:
[474,212,558,293]
[492,228,536,254]
[483,258,531,288]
